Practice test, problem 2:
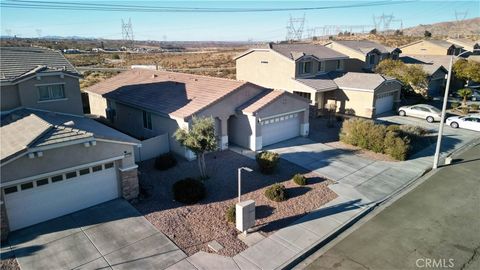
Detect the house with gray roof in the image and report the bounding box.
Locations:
[235,43,402,118]
[0,47,142,239]
[400,39,463,56]
[85,69,310,158]
[325,40,402,71]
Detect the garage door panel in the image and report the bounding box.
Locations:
[5,167,118,231]
[261,113,301,146]
[375,93,394,115]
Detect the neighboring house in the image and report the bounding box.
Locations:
[85,69,310,159]
[0,47,84,115]
[0,47,141,239]
[399,40,463,56]
[236,43,402,118]
[446,38,480,54]
[324,40,402,72]
[399,54,456,96]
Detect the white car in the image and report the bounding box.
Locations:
[398,104,442,123]
[446,115,480,131]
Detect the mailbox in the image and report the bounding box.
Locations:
[236,200,255,233]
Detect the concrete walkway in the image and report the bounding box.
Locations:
[167,118,479,270]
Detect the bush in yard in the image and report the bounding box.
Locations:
[451,102,460,109]
[384,132,410,161]
[292,174,307,186]
[265,183,287,202]
[399,125,428,137]
[172,178,206,204]
[470,104,479,111]
[225,205,236,223]
[154,152,177,171]
[256,151,280,174]
[461,107,470,115]
[339,119,386,153]
[386,124,401,133]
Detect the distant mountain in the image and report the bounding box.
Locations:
[403,17,480,37]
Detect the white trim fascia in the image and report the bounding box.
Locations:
[26,107,85,118]
[29,137,94,153]
[233,49,271,60]
[118,164,138,172]
[95,138,141,147]
[295,55,349,62]
[340,87,374,92]
[0,155,124,188]
[11,72,81,85]
[258,109,306,121]
[34,82,66,87]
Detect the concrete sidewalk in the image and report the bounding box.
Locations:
[167,121,479,270]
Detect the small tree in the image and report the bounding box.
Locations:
[375,59,428,97]
[174,116,217,179]
[424,30,432,38]
[457,88,473,107]
[453,59,480,85]
[370,28,377,35]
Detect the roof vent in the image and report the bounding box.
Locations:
[152,74,158,78]
[63,120,75,126]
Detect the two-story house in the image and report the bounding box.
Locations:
[236,43,402,118]
[400,40,463,56]
[0,47,140,238]
[324,40,402,72]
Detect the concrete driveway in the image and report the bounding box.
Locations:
[2,199,186,270]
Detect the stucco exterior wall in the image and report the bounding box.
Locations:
[16,75,83,115]
[326,89,375,118]
[0,85,21,111]
[86,91,107,117]
[255,95,310,122]
[0,141,135,183]
[228,114,255,149]
[401,42,448,55]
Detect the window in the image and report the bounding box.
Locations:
[37,84,65,101]
[66,171,77,179]
[368,54,376,65]
[79,168,90,175]
[4,186,18,194]
[92,165,103,172]
[104,162,114,169]
[261,60,268,64]
[300,61,311,74]
[317,61,324,72]
[143,111,152,130]
[36,179,49,186]
[336,60,342,70]
[21,182,34,190]
[51,175,63,182]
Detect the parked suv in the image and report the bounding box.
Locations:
[398,104,442,123]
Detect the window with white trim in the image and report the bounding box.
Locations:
[143,111,153,130]
[38,84,65,101]
[299,61,312,74]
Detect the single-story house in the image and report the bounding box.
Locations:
[85,69,310,159]
[326,72,402,117]
[0,109,140,237]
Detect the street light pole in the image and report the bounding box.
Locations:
[432,49,478,169]
[238,167,253,203]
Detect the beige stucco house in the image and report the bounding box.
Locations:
[400,40,463,56]
[446,38,479,54]
[236,43,402,118]
[324,40,401,72]
[85,69,310,159]
[0,47,140,238]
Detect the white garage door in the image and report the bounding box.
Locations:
[375,92,395,115]
[4,162,119,231]
[261,112,301,147]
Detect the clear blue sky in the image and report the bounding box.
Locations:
[1,1,479,41]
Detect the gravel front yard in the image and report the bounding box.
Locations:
[133,150,337,257]
[0,258,19,270]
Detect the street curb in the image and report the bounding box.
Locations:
[286,137,480,270]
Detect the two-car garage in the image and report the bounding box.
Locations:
[3,161,120,231]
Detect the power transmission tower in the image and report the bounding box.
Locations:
[373,13,400,34]
[121,18,134,48]
[286,14,305,41]
[454,10,468,37]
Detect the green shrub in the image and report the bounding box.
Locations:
[172,178,206,204]
[451,102,460,109]
[384,132,410,161]
[399,125,428,137]
[470,104,479,111]
[339,119,386,153]
[386,124,401,133]
[226,205,235,223]
[292,174,307,186]
[265,183,287,202]
[155,152,177,171]
[256,151,280,174]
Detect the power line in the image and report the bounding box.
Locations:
[1,0,414,13]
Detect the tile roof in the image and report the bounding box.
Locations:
[295,73,339,91]
[87,69,253,119]
[0,47,79,82]
[239,90,285,114]
[426,40,462,49]
[333,72,396,91]
[270,43,348,60]
[400,55,452,74]
[332,40,394,54]
[0,109,139,162]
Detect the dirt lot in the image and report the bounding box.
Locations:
[133,150,337,257]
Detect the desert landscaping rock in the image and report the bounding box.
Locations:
[134,150,337,257]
